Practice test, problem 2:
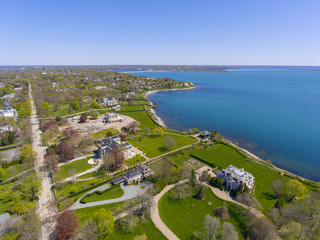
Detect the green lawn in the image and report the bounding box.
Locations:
[55,177,109,199]
[3,162,33,180]
[81,185,124,203]
[118,105,145,111]
[191,144,291,213]
[77,170,105,179]
[54,157,95,181]
[48,103,92,117]
[159,185,244,239]
[108,219,166,240]
[120,111,157,129]
[128,133,196,158]
[75,202,124,224]
[91,128,119,139]
[75,201,165,240]
[124,155,146,167]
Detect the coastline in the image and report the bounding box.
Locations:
[143,86,197,128]
[144,86,312,183]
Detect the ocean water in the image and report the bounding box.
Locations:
[131,70,320,182]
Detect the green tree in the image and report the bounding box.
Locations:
[22,173,41,200]
[42,101,49,117]
[275,196,286,208]
[93,208,115,239]
[0,168,6,181]
[190,169,197,187]
[20,145,37,163]
[92,100,99,109]
[195,185,205,200]
[286,179,308,199]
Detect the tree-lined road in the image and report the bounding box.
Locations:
[29,82,56,240]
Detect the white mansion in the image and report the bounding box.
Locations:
[217,165,255,190]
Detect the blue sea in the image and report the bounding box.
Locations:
[131,69,320,182]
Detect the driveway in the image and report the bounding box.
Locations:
[70,182,152,210]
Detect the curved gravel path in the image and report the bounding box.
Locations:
[150,180,187,240]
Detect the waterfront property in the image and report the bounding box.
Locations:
[103,97,118,107]
[104,113,123,123]
[111,164,152,185]
[199,131,210,139]
[97,135,136,159]
[217,165,255,190]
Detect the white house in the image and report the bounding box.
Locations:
[217,165,255,190]
[104,113,123,123]
[0,107,18,118]
[1,93,15,99]
[0,125,13,132]
[103,97,117,107]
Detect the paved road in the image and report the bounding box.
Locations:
[150,180,187,240]
[29,82,56,240]
[70,182,152,210]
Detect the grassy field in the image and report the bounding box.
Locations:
[108,219,166,240]
[91,128,119,139]
[120,111,157,129]
[77,170,105,179]
[54,157,94,181]
[118,105,145,111]
[3,162,33,180]
[191,144,291,212]
[124,155,146,167]
[158,185,244,239]
[128,134,196,158]
[75,202,124,224]
[55,177,109,199]
[48,103,92,117]
[81,185,124,203]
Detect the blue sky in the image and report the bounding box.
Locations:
[0,0,319,65]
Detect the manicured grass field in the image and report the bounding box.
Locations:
[158,186,243,239]
[75,202,124,224]
[81,185,124,203]
[55,157,94,181]
[120,111,157,129]
[55,177,109,199]
[118,105,145,111]
[191,144,291,212]
[91,128,119,139]
[108,219,166,240]
[191,144,246,168]
[124,155,146,167]
[77,170,105,179]
[128,134,196,158]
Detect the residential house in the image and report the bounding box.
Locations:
[103,97,117,107]
[112,105,121,111]
[1,93,15,99]
[0,125,13,132]
[111,164,152,185]
[97,135,135,159]
[104,113,123,123]
[199,131,210,138]
[0,107,18,119]
[124,92,135,99]
[217,165,255,191]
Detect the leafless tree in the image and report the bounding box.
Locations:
[271,179,284,199]
[203,214,220,240]
[221,222,238,240]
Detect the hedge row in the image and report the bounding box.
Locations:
[80,185,118,204]
[67,179,111,199]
